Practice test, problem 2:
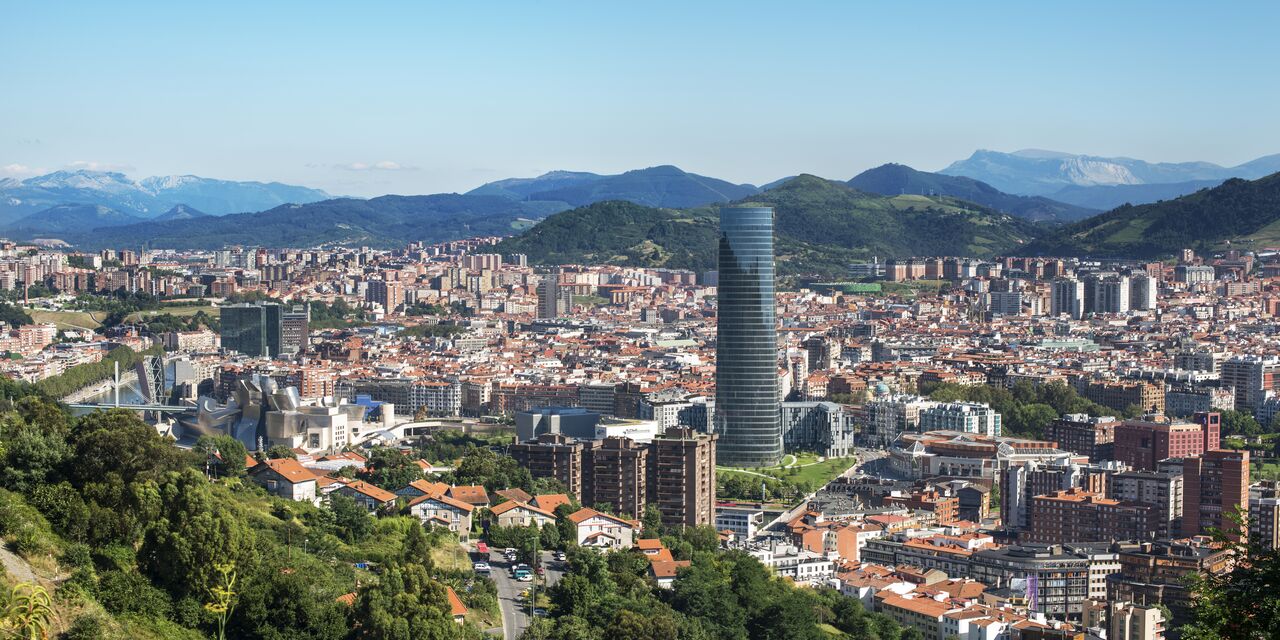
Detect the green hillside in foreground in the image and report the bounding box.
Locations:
[1025,172,1280,257]
[496,175,1040,276]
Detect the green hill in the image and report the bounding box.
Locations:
[848,163,1098,222]
[496,175,1040,277]
[1025,172,1280,257]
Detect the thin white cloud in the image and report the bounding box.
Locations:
[332,160,418,172]
[67,160,135,172]
[0,163,47,178]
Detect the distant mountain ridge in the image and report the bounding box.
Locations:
[941,149,1280,207]
[30,194,565,251]
[467,165,760,208]
[496,175,1039,276]
[847,163,1097,222]
[1025,172,1280,257]
[0,169,330,224]
[6,203,141,235]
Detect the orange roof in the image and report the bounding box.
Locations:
[636,537,665,550]
[648,559,691,579]
[408,493,475,512]
[343,480,397,503]
[253,458,318,484]
[489,500,553,518]
[403,479,449,498]
[335,592,357,607]
[445,585,468,618]
[568,507,637,528]
[448,485,490,506]
[496,488,534,503]
[533,494,571,513]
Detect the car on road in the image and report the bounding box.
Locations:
[533,608,548,617]
[517,572,533,582]
[554,551,566,561]
[472,561,490,573]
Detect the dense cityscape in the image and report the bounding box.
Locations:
[0,189,1277,639]
[5,3,1280,640]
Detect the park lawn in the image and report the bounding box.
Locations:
[125,304,221,323]
[26,308,102,330]
[720,454,858,489]
[1254,460,1280,482]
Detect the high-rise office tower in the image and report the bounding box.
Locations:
[221,303,268,357]
[1183,449,1250,541]
[714,206,782,467]
[280,304,311,355]
[1051,278,1085,319]
[536,270,573,319]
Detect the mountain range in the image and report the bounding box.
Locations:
[467,165,761,208]
[846,164,1097,222]
[0,170,330,225]
[495,175,1041,276]
[1025,173,1280,257]
[941,149,1280,209]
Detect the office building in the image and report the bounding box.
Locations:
[648,428,717,528]
[220,302,301,358]
[1051,278,1085,319]
[1044,413,1117,460]
[279,304,310,355]
[1182,449,1249,541]
[1109,470,1183,539]
[1221,355,1280,412]
[714,206,782,467]
[536,271,573,319]
[779,401,857,457]
[1113,417,1216,471]
[1249,481,1280,550]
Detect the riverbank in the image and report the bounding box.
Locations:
[61,371,139,403]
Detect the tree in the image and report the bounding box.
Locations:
[348,563,477,639]
[329,493,373,543]
[137,469,256,602]
[195,435,249,477]
[1220,409,1263,438]
[1180,513,1280,639]
[640,504,662,539]
[360,447,424,490]
[539,521,562,551]
[264,444,297,460]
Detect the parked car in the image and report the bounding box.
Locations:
[472,562,490,573]
[554,551,566,562]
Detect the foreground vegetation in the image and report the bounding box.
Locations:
[0,380,487,639]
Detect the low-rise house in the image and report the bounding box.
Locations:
[408,493,475,539]
[445,586,468,624]
[490,500,556,529]
[396,479,449,500]
[250,458,318,503]
[448,485,490,508]
[335,480,398,512]
[533,493,572,513]
[568,508,638,549]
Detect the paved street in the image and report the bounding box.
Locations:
[484,549,564,639]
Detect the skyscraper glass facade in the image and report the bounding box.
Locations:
[221,304,267,357]
[715,206,782,467]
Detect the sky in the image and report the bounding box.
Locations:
[2,0,1278,197]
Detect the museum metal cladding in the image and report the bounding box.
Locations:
[715,206,783,467]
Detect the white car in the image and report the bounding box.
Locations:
[517,573,534,582]
[554,551,566,562]
[472,562,490,573]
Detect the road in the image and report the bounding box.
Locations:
[482,548,564,639]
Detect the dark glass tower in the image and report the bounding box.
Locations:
[715,206,782,467]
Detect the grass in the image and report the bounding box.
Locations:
[719,453,858,488]
[125,304,221,323]
[429,541,472,573]
[572,295,608,306]
[25,309,102,330]
[1253,460,1280,482]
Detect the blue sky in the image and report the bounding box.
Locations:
[2,1,1277,196]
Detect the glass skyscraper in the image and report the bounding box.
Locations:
[714,206,783,467]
